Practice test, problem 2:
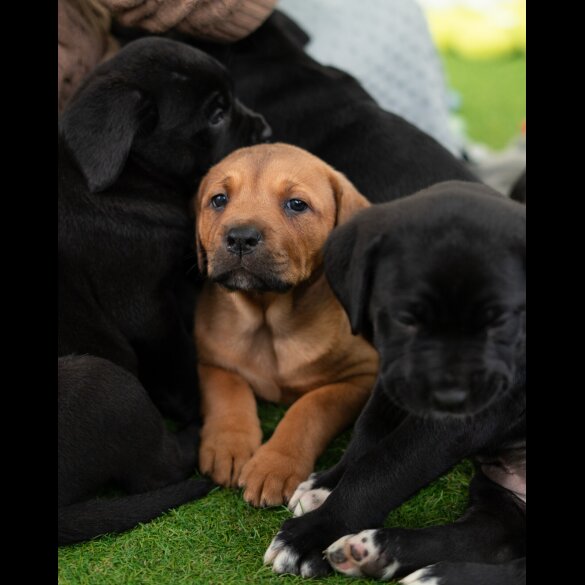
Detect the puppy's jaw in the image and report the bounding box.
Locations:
[212,267,293,294]
[206,244,300,294]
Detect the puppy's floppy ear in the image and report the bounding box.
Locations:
[60,82,154,193]
[324,219,382,338]
[194,178,209,276]
[196,236,208,276]
[328,169,370,226]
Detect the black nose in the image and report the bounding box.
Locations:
[432,388,467,409]
[226,226,262,255]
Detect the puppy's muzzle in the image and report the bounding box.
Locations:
[226,226,262,256]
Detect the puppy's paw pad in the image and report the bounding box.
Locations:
[325,534,364,577]
[292,487,331,517]
[287,473,318,511]
[326,529,400,580]
[400,566,441,585]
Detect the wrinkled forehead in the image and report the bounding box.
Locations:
[201,149,332,195]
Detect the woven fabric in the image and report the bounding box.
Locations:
[58,0,118,112]
[100,0,277,42]
[278,0,462,155]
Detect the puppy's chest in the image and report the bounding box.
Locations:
[196,291,353,403]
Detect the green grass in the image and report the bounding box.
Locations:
[442,54,526,149]
[58,403,474,585]
[59,55,526,584]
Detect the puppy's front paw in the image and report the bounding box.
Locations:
[400,566,441,585]
[238,444,312,507]
[199,425,261,488]
[264,528,330,577]
[288,476,331,517]
[264,513,348,577]
[326,529,401,580]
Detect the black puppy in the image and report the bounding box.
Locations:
[264,182,525,584]
[116,11,477,203]
[58,38,269,543]
[58,37,270,422]
[58,356,214,545]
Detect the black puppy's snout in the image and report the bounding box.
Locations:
[226,226,262,255]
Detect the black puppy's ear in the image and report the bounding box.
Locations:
[324,221,382,337]
[60,83,153,192]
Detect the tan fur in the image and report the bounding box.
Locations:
[194,143,379,507]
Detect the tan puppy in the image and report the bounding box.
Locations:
[194,143,379,507]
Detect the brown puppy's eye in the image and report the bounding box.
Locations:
[210,194,228,209]
[285,199,309,213]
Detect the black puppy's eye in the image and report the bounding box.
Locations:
[396,312,417,327]
[210,194,228,209]
[209,108,225,126]
[482,307,506,327]
[208,94,229,126]
[285,199,309,213]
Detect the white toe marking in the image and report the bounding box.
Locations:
[272,547,300,574]
[400,566,440,585]
[380,559,401,580]
[287,473,317,512]
[300,559,319,578]
[292,488,331,517]
[263,534,284,565]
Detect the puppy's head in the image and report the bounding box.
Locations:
[324,181,526,418]
[59,37,270,193]
[196,143,369,293]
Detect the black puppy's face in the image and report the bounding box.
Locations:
[60,38,270,193]
[370,243,525,418]
[324,182,526,419]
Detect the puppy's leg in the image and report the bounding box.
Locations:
[198,364,262,488]
[265,409,498,577]
[400,557,525,585]
[238,378,372,508]
[289,387,407,516]
[326,470,525,580]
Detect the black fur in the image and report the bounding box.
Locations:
[58,355,214,545]
[116,11,477,203]
[58,37,269,422]
[58,38,269,544]
[267,182,526,582]
[510,169,526,203]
